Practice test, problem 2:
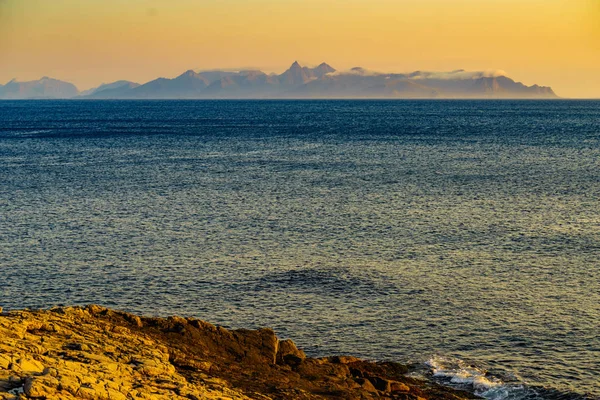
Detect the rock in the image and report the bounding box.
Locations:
[391,381,411,392]
[237,328,279,365]
[367,376,391,392]
[106,387,127,400]
[23,375,59,397]
[85,305,106,315]
[64,343,90,352]
[356,377,379,393]
[76,385,101,400]
[56,374,79,394]
[0,379,18,392]
[0,306,482,400]
[276,339,306,366]
[328,355,361,364]
[111,326,129,335]
[11,358,44,374]
[42,367,58,377]
[0,354,11,369]
[127,315,143,328]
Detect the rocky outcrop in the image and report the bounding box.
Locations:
[0,306,480,399]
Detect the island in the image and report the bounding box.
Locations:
[0,62,556,100]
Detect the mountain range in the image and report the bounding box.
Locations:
[0,77,79,99]
[0,61,557,99]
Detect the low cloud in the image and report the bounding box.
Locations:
[328,67,382,77]
[328,68,508,80]
[410,70,508,80]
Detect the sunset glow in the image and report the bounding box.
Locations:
[1,0,598,97]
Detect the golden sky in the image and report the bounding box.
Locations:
[1,0,598,97]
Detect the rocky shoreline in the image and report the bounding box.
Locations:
[0,305,481,399]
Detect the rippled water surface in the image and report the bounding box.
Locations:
[1,100,599,399]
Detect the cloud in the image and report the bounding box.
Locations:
[328,67,382,77]
[409,69,507,80]
[329,68,508,80]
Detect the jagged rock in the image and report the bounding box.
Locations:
[328,355,362,364]
[24,375,59,397]
[11,358,44,374]
[64,343,90,352]
[368,376,391,392]
[0,306,482,400]
[356,378,379,393]
[276,339,306,366]
[390,381,410,392]
[85,304,106,315]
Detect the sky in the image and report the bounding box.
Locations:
[0,0,599,98]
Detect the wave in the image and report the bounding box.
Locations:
[425,356,597,400]
[0,129,53,137]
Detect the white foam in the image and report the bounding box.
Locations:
[8,385,24,395]
[7,129,52,136]
[426,356,511,400]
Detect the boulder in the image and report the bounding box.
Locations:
[276,339,306,366]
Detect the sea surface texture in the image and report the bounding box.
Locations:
[0,100,598,399]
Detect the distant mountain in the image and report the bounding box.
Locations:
[278,61,337,86]
[105,62,557,99]
[0,62,558,99]
[80,81,140,97]
[279,61,311,85]
[0,77,79,99]
[122,70,212,99]
[295,68,556,98]
[311,62,337,78]
[203,70,281,97]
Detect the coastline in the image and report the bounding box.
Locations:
[0,305,481,400]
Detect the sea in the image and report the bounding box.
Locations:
[0,100,598,399]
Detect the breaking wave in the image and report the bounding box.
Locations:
[426,356,597,400]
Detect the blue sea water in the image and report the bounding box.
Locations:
[0,100,599,399]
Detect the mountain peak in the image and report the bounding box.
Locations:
[288,61,304,72]
[173,70,211,88]
[178,70,198,78]
[314,62,336,75]
[81,80,140,97]
[280,61,311,85]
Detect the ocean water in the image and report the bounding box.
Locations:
[0,100,599,399]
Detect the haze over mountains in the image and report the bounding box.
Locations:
[0,77,79,99]
[0,61,557,99]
